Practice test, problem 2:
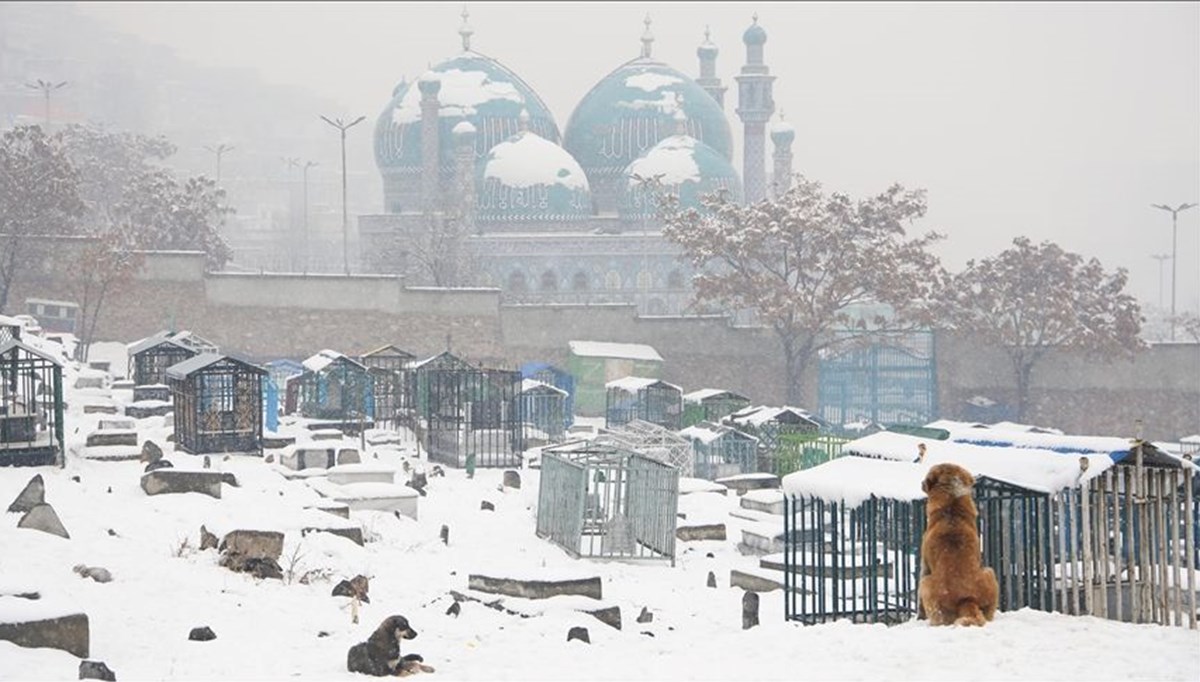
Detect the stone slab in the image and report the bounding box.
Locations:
[467,575,602,601]
[0,612,89,658]
[140,470,224,499]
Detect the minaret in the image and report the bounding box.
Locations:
[696,26,726,109]
[735,14,776,204]
[770,111,795,197]
[418,72,442,213]
[452,120,477,234]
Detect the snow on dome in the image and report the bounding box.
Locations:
[625,72,684,92]
[393,68,522,125]
[482,132,588,190]
[452,121,477,135]
[627,135,700,186]
[621,134,742,221]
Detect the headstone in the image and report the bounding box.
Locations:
[17,504,70,539]
[140,441,164,464]
[0,613,90,658]
[7,474,45,513]
[439,525,450,545]
[302,526,364,546]
[188,626,216,642]
[141,470,222,498]
[78,660,116,681]
[636,607,653,624]
[407,472,428,496]
[203,456,211,470]
[465,452,476,479]
[586,606,621,630]
[706,571,717,588]
[480,500,494,512]
[219,530,284,561]
[742,591,759,630]
[502,470,521,489]
[445,601,461,617]
[83,405,119,415]
[86,432,137,448]
[143,460,173,473]
[336,449,361,465]
[97,419,135,431]
[566,627,590,644]
[467,575,602,600]
[675,524,727,542]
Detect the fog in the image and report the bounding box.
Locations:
[6,1,1199,311]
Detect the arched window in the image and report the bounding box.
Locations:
[667,270,684,289]
[571,271,590,291]
[637,270,653,290]
[605,271,622,291]
[540,270,558,291]
[507,270,528,293]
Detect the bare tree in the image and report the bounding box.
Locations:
[661,175,943,404]
[939,237,1145,420]
[401,211,479,287]
[0,125,83,313]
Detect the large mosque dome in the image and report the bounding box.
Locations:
[373,52,560,177]
[476,122,593,224]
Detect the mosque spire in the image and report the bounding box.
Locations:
[459,4,474,52]
[640,13,654,59]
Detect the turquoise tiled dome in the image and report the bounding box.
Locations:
[374,52,560,175]
[476,130,593,223]
[619,134,743,222]
[562,57,733,188]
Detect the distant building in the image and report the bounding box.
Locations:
[360,12,796,314]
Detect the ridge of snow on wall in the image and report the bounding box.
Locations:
[624,72,684,92]
[627,135,700,186]
[482,132,589,190]
[391,68,523,125]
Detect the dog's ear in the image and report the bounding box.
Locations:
[921,471,935,493]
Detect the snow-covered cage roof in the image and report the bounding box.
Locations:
[942,429,1184,467]
[165,353,266,381]
[520,378,568,396]
[597,419,694,472]
[476,129,593,223]
[605,376,681,393]
[683,388,748,404]
[0,338,64,367]
[302,349,366,374]
[725,405,821,429]
[678,421,758,446]
[568,340,662,362]
[126,330,213,357]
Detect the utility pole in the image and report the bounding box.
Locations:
[1151,202,1198,340]
[320,115,366,276]
[25,79,67,127]
[204,143,235,183]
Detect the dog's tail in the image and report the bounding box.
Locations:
[954,599,988,627]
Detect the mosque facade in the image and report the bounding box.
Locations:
[358,12,795,315]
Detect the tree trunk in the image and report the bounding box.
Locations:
[1012,356,1035,422]
[779,334,806,406]
[0,237,21,314]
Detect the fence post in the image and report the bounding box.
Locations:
[1169,468,1182,627]
[1079,458,1094,616]
[1184,455,1196,630]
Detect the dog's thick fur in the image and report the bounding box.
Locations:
[918,463,999,626]
[347,615,434,676]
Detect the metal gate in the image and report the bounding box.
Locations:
[818,331,937,429]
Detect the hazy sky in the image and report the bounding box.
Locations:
[76,1,1200,311]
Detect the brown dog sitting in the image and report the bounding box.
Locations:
[347,615,435,676]
[918,463,999,626]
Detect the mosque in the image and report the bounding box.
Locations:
[358,10,795,315]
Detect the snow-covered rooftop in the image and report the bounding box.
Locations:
[725,405,819,428]
[392,67,524,124]
[679,422,758,446]
[568,340,662,362]
[520,378,567,396]
[605,376,680,393]
[301,349,363,373]
[682,388,746,404]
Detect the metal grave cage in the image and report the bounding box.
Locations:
[167,354,266,456]
[0,340,64,467]
[683,389,751,428]
[605,378,683,430]
[598,419,694,476]
[519,379,567,445]
[536,440,679,564]
[359,345,416,430]
[817,330,937,430]
[411,352,523,468]
[680,421,760,481]
[293,352,375,430]
[520,362,575,430]
[129,333,200,387]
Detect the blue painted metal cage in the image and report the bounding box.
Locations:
[817,331,937,431]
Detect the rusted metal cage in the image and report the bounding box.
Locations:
[0,340,64,467]
[167,354,266,456]
[537,440,679,564]
[411,352,523,468]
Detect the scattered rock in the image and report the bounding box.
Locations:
[106,487,112,494]
[0,613,90,658]
[566,626,590,644]
[264,454,275,464]
[706,571,717,588]
[219,530,284,580]
[406,472,428,497]
[199,525,219,551]
[7,474,45,513]
[445,602,461,618]
[480,501,494,512]
[640,631,655,637]
[302,526,364,546]
[439,525,450,545]
[188,626,216,642]
[143,460,174,473]
[17,503,70,539]
[332,575,370,603]
[78,659,116,681]
[706,552,714,559]
[220,472,239,488]
[676,524,727,542]
[71,476,81,483]
[502,470,521,489]
[203,456,211,470]
[586,606,621,630]
[139,440,164,464]
[742,591,760,630]
[73,565,113,584]
[636,607,653,624]
[317,631,330,638]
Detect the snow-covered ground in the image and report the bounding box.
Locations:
[1,343,1198,680]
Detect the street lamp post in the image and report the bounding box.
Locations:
[1151,202,1198,341]
[320,114,366,276]
[25,79,67,126]
[204,143,235,183]
[302,161,318,275]
[1150,254,1171,310]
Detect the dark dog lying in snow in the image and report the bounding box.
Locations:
[347,615,435,676]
